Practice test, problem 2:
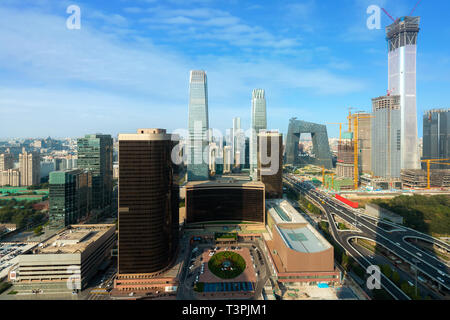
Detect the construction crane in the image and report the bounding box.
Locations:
[350,113,374,190]
[421,159,450,189]
[327,122,346,143]
[324,172,336,190]
[320,165,325,184]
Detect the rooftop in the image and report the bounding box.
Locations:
[31,224,115,255]
[185,180,264,189]
[276,225,331,253]
[266,199,308,224]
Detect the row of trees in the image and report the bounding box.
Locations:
[0,199,46,230]
[378,264,431,300]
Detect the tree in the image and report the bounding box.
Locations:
[392,271,400,285]
[33,225,43,236]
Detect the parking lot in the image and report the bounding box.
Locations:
[0,242,34,279]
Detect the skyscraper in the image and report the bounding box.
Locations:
[117,129,179,275]
[232,117,244,168]
[48,169,91,229]
[250,89,267,177]
[423,109,450,169]
[187,70,209,181]
[77,134,113,218]
[257,131,283,199]
[371,95,402,178]
[386,16,420,170]
[19,151,40,186]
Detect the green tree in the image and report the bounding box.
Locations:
[33,225,43,236]
[392,271,400,285]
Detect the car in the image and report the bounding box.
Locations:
[416,252,422,257]
[438,270,445,276]
[437,277,444,283]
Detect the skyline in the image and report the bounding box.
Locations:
[1,0,450,139]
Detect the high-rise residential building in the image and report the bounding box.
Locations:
[0,169,20,187]
[117,129,179,276]
[250,89,267,177]
[371,95,402,178]
[77,134,113,218]
[423,109,450,169]
[187,70,209,181]
[257,131,283,199]
[0,153,14,171]
[48,169,92,229]
[19,151,40,186]
[386,16,420,170]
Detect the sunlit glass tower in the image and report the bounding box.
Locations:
[250,89,267,178]
[386,16,420,170]
[187,70,209,181]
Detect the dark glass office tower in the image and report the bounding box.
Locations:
[118,129,179,275]
[423,109,450,169]
[48,169,91,229]
[77,134,113,218]
[257,131,283,199]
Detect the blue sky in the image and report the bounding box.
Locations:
[0,0,449,139]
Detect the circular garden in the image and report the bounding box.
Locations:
[208,251,246,279]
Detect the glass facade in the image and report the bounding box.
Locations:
[387,16,420,170]
[258,132,283,199]
[77,134,113,218]
[118,130,179,274]
[371,95,402,178]
[187,70,209,181]
[423,109,450,169]
[48,169,91,229]
[186,185,264,223]
[250,89,267,176]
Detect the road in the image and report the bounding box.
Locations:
[284,174,450,299]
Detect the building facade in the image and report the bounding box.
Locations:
[250,89,267,177]
[19,151,40,186]
[185,181,265,224]
[422,109,450,169]
[49,169,92,229]
[371,95,402,178]
[0,153,14,171]
[77,134,113,218]
[13,224,115,291]
[118,129,179,276]
[187,70,209,181]
[387,16,420,170]
[257,131,283,199]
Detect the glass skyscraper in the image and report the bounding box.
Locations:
[423,109,450,169]
[387,16,420,170]
[187,70,209,181]
[250,89,267,177]
[77,134,113,218]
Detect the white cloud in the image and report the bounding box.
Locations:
[0,4,368,137]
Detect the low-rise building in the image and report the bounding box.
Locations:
[12,224,116,292]
[265,199,340,286]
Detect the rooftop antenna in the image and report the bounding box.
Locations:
[410,0,423,16]
[381,8,396,22]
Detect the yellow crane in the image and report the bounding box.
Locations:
[349,112,374,190]
[421,158,450,189]
[327,122,346,143]
[324,172,336,189]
